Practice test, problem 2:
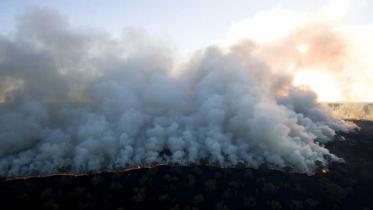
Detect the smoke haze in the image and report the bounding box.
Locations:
[226,7,373,102]
[0,8,355,176]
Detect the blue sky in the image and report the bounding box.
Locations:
[0,0,372,53]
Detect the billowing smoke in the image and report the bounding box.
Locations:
[0,8,353,177]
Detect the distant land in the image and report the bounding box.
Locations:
[327,102,373,120]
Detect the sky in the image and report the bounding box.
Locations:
[0,0,372,102]
[1,0,372,54]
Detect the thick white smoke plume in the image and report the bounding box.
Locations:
[0,8,353,176]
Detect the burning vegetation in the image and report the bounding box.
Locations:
[1,120,372,209]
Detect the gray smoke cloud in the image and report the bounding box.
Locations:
[0,8,353,177]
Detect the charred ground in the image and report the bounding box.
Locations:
[0,120,372,210]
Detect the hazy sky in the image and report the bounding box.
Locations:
[1,0,372,54]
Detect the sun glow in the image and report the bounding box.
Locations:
[293,70,343,102]
[296,43,310,54]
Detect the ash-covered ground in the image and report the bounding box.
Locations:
[0,120,372,210]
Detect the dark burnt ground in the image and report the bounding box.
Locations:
[0,120,372,210]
